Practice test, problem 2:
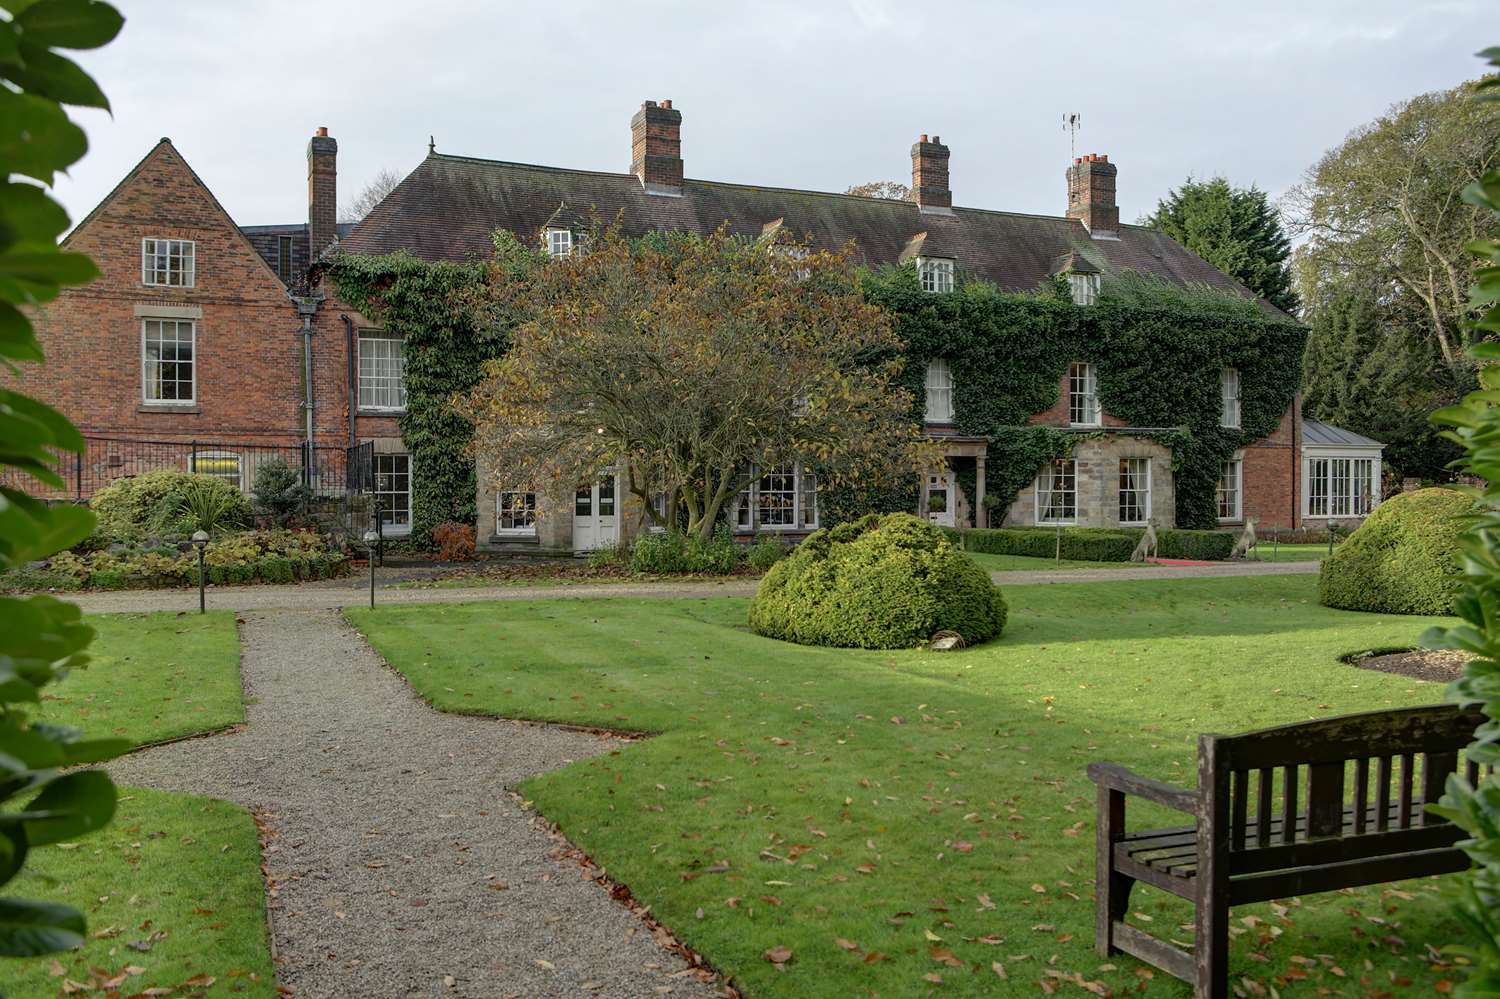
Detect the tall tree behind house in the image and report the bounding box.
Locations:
[1143,176,1299,314]
[1287,77,1500,479]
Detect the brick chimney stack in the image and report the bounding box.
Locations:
[631,100,683,196]
[1066,153,1118,237]
[911,134,951,212]
[307,126,338,258]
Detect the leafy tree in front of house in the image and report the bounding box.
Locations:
[461,225,937,540]
[1144,176,1298,313]
[0,0,131,957]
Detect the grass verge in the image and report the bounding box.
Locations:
[37,612,244,747]
[0,787,275,997]
[347,576,1463,997]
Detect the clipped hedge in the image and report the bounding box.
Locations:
[91,470,252,541]
[749,513,1006,649]
[1319,488,1469,615]
[960,526,1235,562]
[6,529,349,591]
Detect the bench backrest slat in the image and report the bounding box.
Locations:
[1211,704,1481,770]
[1203,704,1484,860]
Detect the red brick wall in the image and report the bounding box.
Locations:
[18,141,303,445]
[305,284,403,447]
[1240,399,1301,530]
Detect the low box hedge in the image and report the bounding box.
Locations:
[960,526,1235,562]
[1,528,350,591]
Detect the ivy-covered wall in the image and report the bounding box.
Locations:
[862,268,1305,529]
[326,244,1304,541]
[326,252,498,544]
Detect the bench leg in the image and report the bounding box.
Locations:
[1193,881,1229,998]
[1095,785,1133,956]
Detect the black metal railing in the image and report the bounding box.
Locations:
[1,436,373,501]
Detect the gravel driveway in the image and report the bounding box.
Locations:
[108,609,719,999]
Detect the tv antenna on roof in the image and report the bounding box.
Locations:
[1063,113,1081,160]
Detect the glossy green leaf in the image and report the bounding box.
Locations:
[0,897,85,956]
[15,0,123,49]
[21,769,115,846]
[0,90,86,184]
[1,43,109,109]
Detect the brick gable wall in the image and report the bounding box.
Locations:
[19,141,303,444]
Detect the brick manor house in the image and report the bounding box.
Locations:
[19,101,1384,551]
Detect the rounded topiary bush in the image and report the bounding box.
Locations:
[749,512,1007,649]
[1318,487,1470,615]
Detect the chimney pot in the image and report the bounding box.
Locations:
[631,99,683,195]
[1066,152,1119,237]
[911,134,952,211]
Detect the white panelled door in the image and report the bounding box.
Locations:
[925,471,956,528]
[572,473,620,551]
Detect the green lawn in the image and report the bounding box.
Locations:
[347,576,1464,997]
[1245,542,1333,563]
[0,787,275,998]
[964,551,1138,572]
[0,612,273,996]
[39,612,244,747]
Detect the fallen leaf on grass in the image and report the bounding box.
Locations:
[763,946,793,970]
[835,938,859,951]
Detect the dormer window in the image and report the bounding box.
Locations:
[1068,272,1100,306]
[142,238,194,287]
[545,228,572,259]
[917,257,954,293]
[1069,361,1100,427]
[924,359,954,423]
[1220,368,1241,429]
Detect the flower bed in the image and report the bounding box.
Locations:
[3,529,349,591]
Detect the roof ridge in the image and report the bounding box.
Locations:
[429,150,1091,223]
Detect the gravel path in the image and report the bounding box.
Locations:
[108,609,718,999]
[65,560,1319,614]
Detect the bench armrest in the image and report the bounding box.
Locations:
[1087,762,1200,816]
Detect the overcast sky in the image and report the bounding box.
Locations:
[54,0,1491,231]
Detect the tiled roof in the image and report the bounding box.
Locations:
[338,152,1280,312]
[243,221,353,289]
[1302,419,1384,448]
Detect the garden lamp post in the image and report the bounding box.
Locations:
[191,530,209,613]
[363,530,379,609]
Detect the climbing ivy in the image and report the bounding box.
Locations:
[327,248,509,543]
[863,265,1305,528]
[329,240,1303,539]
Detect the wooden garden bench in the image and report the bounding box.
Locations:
[1088,703,1486,998]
